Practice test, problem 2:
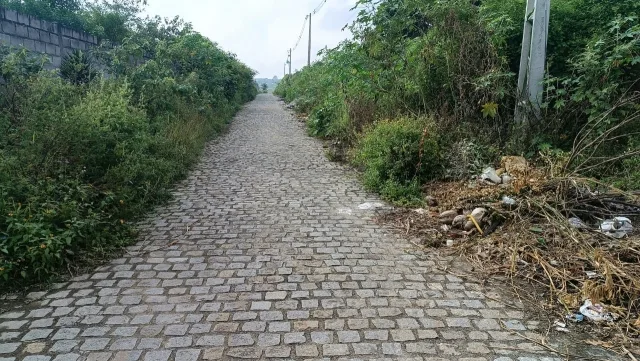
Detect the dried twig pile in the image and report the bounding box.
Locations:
[378,175,640,345]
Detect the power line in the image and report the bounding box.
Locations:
[287,0,329,74]
[312,0,327,15]
[292,15,309,51]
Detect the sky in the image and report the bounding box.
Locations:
[143,0,359,79]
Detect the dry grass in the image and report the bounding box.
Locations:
[377,175,640,352]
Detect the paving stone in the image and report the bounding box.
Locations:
[337,330,361,343]
[25,342,47,354]
[196,335,224,347]
[112,350,142,361]
[80,338,110,351]
[109,338,137,351]
[86,353,111,361]
[323,344,349,356]
[167,336,192,348]
[51,340,79,353]
[0,343,19,354]
[225,347,262,359]
[308,331,330,344]
[22,328,53,341]
[391,329,416,341]
[264,346,290,358]
[52,354,80,361]
[228,334,254,347]
[353,343,378,355]
[174,349,200,361]
[283,332,305,344]
[23,356,51,361]
[0,95,615,361]
[382,342,402,355]
[406,342,437,354]
[257,333,280,347]
[294,344,318,357]
[143,350,171,361]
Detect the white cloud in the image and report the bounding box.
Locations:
[143,0,358,78]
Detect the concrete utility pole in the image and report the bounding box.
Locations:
[307,13,312,67]
[288,48,292,76]
[515,0,550,122]
[283,63,286,78]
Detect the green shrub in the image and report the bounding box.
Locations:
[352,118,441,204]
[60,49,98,85]
[0,18,256,288]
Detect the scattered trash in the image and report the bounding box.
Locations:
[439,210,458,224]
[585,271,598,279]
[467,213,484,235]
[554,320,567,328]
[566,313,584,323]
[414,208,428,215]
[452,215,467,228]
[501,174,513,185]
[554,319,569,332]
[446,239,455,247]
[599,217,633,238]
[568,217,589,229]
[579,299,618,322]
[502,196,516,206]
[480,167,502,184]
[441,224,451,232]
[337,208,352,215]
[358,202,384,210]
[470,208,487,222]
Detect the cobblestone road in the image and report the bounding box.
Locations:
[1,95,575,360]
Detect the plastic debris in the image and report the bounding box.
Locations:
[480,167,502,184]
[568,217,588,229]
[502,196,516,206]
[414,208,428,215]
[579,299,618,322]
[554,320,569,332]
[439,210,458,224]
[446,239,455,247]
[501,174,513,185]
[358,202,384,210]
[585,271,598,279]
[599,217,633,238]
[566,313,584,323]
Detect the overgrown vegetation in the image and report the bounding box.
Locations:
[0,1,256,288]
[276,0,640,344]
[275,0,640,203]
[0,0,144,42]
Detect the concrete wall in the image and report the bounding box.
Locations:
[0,7,98,69]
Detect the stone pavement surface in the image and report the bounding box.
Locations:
[1,94,571,360]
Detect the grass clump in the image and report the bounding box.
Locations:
[352,118,441,205]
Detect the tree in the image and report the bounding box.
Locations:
[261,83,268,93]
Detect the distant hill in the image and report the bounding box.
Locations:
[255,77,280,91]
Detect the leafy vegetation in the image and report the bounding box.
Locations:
[0,0,144,42]
[0,2,256,288]
[352,118,440,205]
[275,0,640,202]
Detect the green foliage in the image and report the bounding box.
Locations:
[0,0,146,42]
[352,118,440,204]
[59,49,98,84]
[0,8,255,288]
[276,0,640,203]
